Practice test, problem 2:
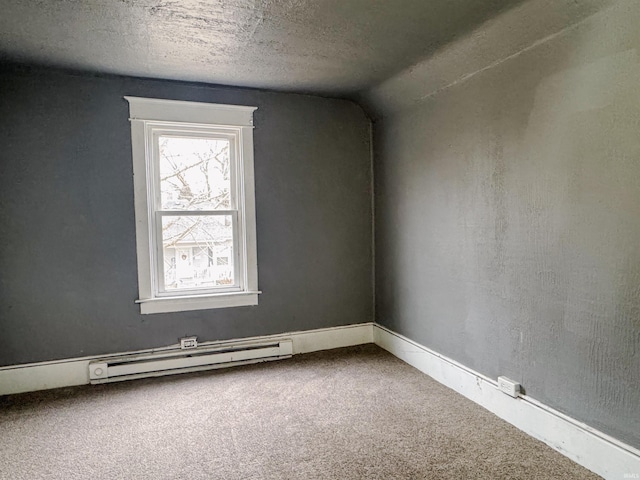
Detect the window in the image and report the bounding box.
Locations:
[126,97,259,314]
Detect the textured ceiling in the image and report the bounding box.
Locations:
[0,0,522,96]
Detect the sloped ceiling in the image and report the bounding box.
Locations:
[0,0,522,96]
[363,0,617,116]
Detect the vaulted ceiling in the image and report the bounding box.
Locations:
[0,0,523,96]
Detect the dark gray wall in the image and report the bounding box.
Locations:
[369,0,640,448]
[0,65,372,366]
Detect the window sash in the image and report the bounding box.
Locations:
[150,127,239,212]
[147,124,245,297]
[153,211,242,296]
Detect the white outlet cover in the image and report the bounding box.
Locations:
[498,376,521,397]
[180,337,198,349]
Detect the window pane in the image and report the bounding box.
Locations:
[159,136,231,210]
[162,215,234,290]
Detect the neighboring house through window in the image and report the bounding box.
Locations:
[126,97,259,314]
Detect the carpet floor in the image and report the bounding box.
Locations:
[0,344,601,479]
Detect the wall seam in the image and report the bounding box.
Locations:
[369,118,376,324]
[416,8,603,103]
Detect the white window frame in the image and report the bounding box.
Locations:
[125,96,260,314]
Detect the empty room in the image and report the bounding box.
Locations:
[1,0,639,478]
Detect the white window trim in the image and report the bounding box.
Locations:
[125,97,260,314]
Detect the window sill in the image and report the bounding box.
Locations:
[136,291,261,314]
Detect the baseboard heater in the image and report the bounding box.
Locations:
[89,339,293,384]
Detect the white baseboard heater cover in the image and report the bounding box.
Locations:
[89,340,293,384]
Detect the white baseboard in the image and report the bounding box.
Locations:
[0,322,374,396]
[373,324,640,480]
[3,321,637,479]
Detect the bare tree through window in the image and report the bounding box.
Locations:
[158,137,235,289]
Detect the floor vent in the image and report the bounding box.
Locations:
[89,340,293,384]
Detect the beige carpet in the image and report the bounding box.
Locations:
[0,344,600,479]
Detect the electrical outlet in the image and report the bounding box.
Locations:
[498,376,521,398]
[180,336,198,349]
